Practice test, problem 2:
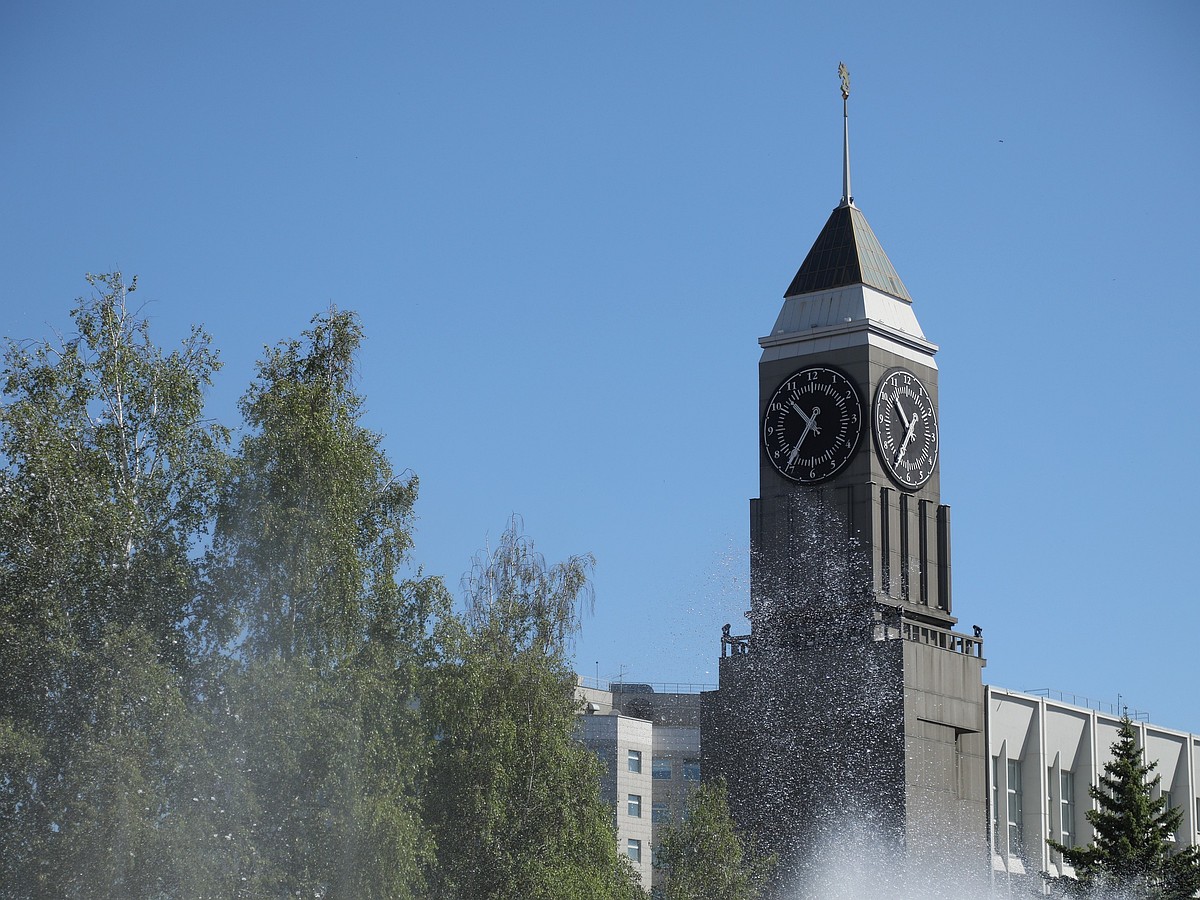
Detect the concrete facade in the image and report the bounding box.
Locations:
[987,688,1200,891]
[575,682,703,892]
[569,109,1198,897]
[700,195,989,894]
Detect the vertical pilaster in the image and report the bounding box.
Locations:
[937,504,952,613]
[918,499,930,606]
[880,486,892,595]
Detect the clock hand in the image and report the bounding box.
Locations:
[789,401,822,436]
[785,406,822,468]
[894,399,911,431]
[895,416,918,465]
[787,418,817,468]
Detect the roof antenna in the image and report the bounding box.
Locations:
[839,61,854,209]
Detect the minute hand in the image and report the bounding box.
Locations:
[786,420,816,468]
[786,406,821,468]
[894,415,918,465]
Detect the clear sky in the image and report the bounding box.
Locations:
[2,2,1198,732]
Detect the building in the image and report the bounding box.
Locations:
[575,75,1198,896]
[987,688,1200,890]
[575,680,704,891]
[701,73,986,891]
[575,680,1200,895]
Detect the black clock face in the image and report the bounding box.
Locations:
[873,368,939,490]
[762,366,864,484]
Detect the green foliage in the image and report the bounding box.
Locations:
[1,284,742,899]
[208,307,420,663]
[425,519,644,900]
[206,308,445,898]
[653,776,775,900]
[1045,716,1200,899]
[0,274,230,897]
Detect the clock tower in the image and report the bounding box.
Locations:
[703,69,988,891]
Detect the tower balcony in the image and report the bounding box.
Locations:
[718,604,984,670]
[898,620,984,659]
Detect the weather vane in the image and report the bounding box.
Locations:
[838,62,853,207]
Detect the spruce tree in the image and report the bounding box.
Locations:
[1046,715,1200,899]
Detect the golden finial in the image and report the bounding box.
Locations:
[838,62,850,101]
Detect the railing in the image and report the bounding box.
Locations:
[1025,688,1150,722]
[899,620,984,658]
[575,675,716,694]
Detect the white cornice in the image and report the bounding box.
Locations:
[758,283,938,367]
[760,317,938,355]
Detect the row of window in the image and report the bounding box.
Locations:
[624,795,680,823]
[626,750,700,781]
[627,839,678,866]
[623,749,702,866]
[990,759,1188,855]
[993,758,1078,854]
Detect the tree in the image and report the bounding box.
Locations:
[205,308,445,898]
[1046,715,1200,899]
[424,518,645,900]
[0,274,230,897]
[653,776,775,900]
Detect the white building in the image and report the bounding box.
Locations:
[987,687,1199,888]
[575,680,704,891]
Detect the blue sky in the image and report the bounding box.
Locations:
[2,2,1198,732]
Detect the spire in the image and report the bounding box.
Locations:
[839,61,853,208]
[782,64,911,301]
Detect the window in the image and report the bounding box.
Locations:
[627,838,641,863]
[1007,759,1023,854]
[627,794,641,817]
[1046,767,1053,833]
[652,801,669,823]
[991,757,1000,843]
[1060,771,1075,847]
[653,757,672,780]
[627,750,642,773]
[682,759,701,782]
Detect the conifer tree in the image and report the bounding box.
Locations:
[1046,715,1200,899]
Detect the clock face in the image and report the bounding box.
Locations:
[762,366,864,484]
[873,368,939,490]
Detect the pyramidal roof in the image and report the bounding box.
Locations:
[784,203,912,302]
